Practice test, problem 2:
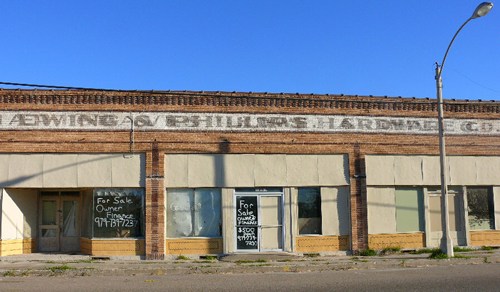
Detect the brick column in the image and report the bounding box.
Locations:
[350,144,368,252]
[145,141,165,260]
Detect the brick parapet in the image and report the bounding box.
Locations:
[0,89,498,118]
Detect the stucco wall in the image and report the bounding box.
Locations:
[165,154,349,188]
[366,155,500,186]
[0,154,144,188]
[367,187,396,234]
[1,189,37,240]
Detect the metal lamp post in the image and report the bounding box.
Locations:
[435,2,493,257]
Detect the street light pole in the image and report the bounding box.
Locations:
[435,2,493,258]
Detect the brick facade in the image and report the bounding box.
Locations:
[0,89,499,255]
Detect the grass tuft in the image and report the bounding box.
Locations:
[428,249,448,259]
[235,259,267,264]
[303,253,320,258]
[359,249,377,256]
[48,264,75,273]
[410,248,436,254]
[3,270,16,277]
[453,247,474,252]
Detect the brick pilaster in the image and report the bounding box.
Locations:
[350,144,368,252]
[145,141,165,260]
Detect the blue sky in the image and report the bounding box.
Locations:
[1,1,498,101]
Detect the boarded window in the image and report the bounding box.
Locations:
[298,187,322,235]
[467,187,495,230]
[167,188,222,237]
[395,188,424,232]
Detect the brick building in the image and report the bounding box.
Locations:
[0,89,498,258]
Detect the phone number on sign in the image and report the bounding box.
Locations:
[94,217,138,228]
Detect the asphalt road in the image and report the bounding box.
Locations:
[1,263,499,291]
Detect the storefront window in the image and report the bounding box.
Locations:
[467,187,495,230]
[167,188,221,237]
[92,188,144,238]
[298,187,322,235]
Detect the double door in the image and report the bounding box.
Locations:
[235,189,284,252]
[39,191,81,252]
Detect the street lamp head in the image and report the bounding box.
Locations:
[471,2,493,19]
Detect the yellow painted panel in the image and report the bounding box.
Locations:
[295,236,349,252]
[23,238,36,254]
[470,231,500,247]
[0,239,24,256]
[80,238,92,255]
[166,238,223,255]
[81,239,145,256]
[368,233,425,250]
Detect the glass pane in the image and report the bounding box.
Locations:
[42,228,57,237]
[193,189,221,237]
[467,188,494,230]
[42,201,57,225]
[167,189,194,237]
[298,187,322,234]
[63,201,78,237]
[166,189,222,238]
[93,188,144,238]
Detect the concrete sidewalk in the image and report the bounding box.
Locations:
[0,249,499,277]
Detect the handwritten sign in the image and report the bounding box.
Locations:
[93,188,144,238]
[236,196,258,250]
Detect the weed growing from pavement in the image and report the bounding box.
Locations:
[453,247,474,252]
[351,257,368,262]
[70,259,95,264]
[483,257,491,263]
[3,270,16,277]
[194,260,217,264]
[48,264,75,273]
[276,259,292,262]
[359,249,377,256]
[303,253,320,258]
[428,250,448,259]
[481,246,494,251]
[176,255,190,261]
